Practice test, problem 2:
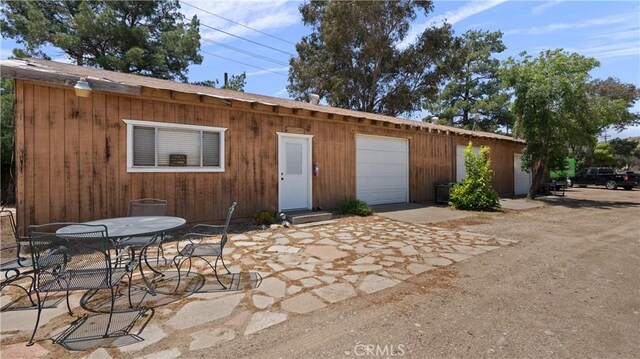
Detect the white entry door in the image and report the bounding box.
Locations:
[278,133,312,211]
[514,154,532,196]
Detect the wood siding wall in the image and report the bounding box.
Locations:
[14,81,524,233]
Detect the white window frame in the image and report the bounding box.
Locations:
[123,119,226,173]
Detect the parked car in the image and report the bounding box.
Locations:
[570,167,637,190]
[624,170,640,188]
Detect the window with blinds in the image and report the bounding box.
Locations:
[125,119,225,172]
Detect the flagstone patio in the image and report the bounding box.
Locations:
[0,215,517,357]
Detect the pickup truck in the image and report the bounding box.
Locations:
[571,167,637,190]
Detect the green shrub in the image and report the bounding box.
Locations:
[449,142,501,211]
[336,199,373,216]
[253,210,276,225]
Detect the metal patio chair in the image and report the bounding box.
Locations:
[26,223,135,346]
[119,198,170,269]
[0,209,35,308]
[172,202,237,289]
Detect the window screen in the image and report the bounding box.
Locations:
[157,128,201,166]
[202,132,221,167]
[133,126,155,166]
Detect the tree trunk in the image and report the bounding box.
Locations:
[528,159,547,200]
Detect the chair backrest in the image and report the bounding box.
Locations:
[128,198,167,217]
[182,202,237,249]
[220,202,237,248]
[28,223,112,291]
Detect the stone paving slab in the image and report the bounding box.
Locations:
[1,215,516,357]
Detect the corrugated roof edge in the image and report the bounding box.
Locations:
[0,58,524,144]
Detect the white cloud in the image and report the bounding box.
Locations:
[566,42,639,60]
[400,0,508,48]
[531,0,563,15]
[505,13,637,35]
[430,0,508,25]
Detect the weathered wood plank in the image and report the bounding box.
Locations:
[33,86,50,224]
[14,81,26,234]
[64,89,80,222]
[77,94,94,221]
[32,86,51,223]
[104,95,120,218]
[48,87,66,222]
[118,97,132,216]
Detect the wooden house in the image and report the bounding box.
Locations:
[0,58,529,232]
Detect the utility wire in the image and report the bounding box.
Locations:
[201,38,289,66]
[198,22,295,57]
[182,1,296,46]
[201,50,289,77]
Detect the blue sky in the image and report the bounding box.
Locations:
[1,0,639,138]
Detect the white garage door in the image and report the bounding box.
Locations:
[456,144,480,182]
[356,135,408,205]
[514,154,531,196]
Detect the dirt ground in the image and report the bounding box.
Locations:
[204,187,640,359]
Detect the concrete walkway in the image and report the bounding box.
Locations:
[374,198,545,225]
[0,216,517,358]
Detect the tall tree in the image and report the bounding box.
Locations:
[425,30,510,132]
[288,0,454,117]
[1,0,202,81]
[587,77,640,132]
[501,50,601,199]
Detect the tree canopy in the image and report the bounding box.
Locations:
[501,49,601,199]
[587,77,640,132]
[425,30,511,132]
[192,72,247,92]
[1,0,202,81]
[288,0,454,117]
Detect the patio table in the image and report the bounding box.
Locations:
[57,216,186,295]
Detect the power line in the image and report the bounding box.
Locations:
[198,22,295,57]
[201,38,289,66]
[201,50,288,77]
[182,1,296,46]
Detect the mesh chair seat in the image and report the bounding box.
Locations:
[178,243,222,258]
[39,268,128,292]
